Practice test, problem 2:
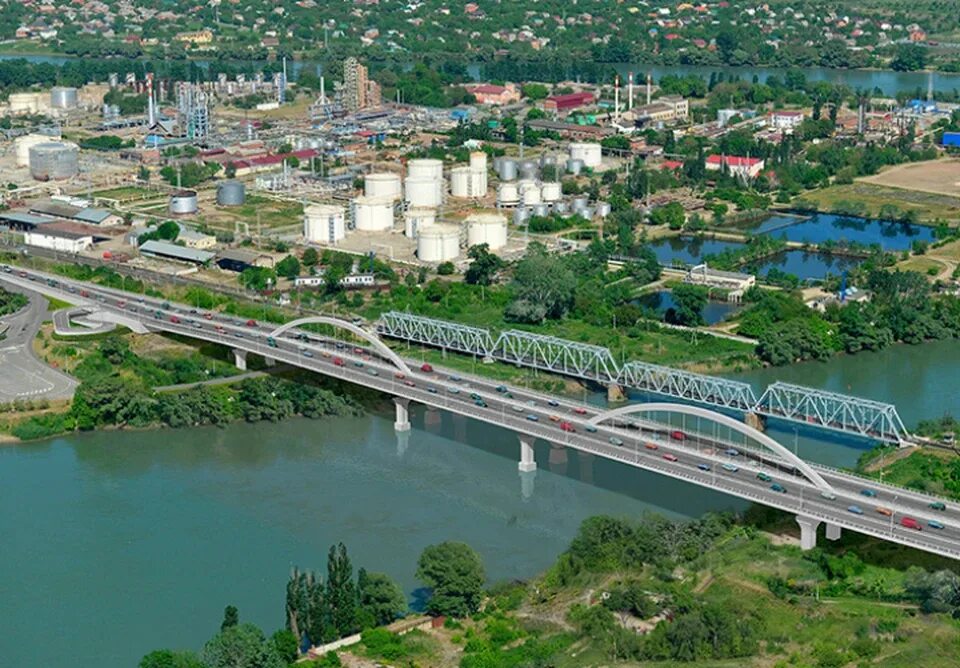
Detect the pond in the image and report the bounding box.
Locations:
[752,213,937,251]
[635,290,741,325]
[748,250,863,282]
[649,237,745,266]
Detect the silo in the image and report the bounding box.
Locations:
[518,180,541,205]
[469,151,488,172]
[168,190,199,215]
[29,142,79,181]
[364,172,402,199]
[554,201,568,215]
[404,207,435,238]
[466,213,508,250]
[417,225,460,262]
[405,176,443,208]
[217,180,246,206]
[566,158,584,175]
[407,158,444,180]
[50,87,78,109]
[519,160,539,180]
[450,166,473,198]
[539,154,557,167]
[304,204,346,244]
[498,159,518,181]
[497,182,519,207]
[596,201,612,218]
[352,195,394,231]
[513,207,529,226]
[569,142,602,168]
[541,182,562,202]
[572,196,589,211]
[16,133,56,167]
[532,203,550,218]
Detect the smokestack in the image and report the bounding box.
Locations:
[646,73,652,106]
[628,71,634,110]
[146,73,155,127]
[614,75,620,121]
[320,76,326,104]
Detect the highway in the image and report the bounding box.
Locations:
[2,265,959,560]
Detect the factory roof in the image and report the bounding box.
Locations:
[27,221,101,240]
[29,199,82,219]
[0,211,52,226]
[138,240,215,264]
[74,208,116,224]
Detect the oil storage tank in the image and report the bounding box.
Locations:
[216,180,245,206]
[405,176,443,208]
[364,172,402,200]
[352,195,394,231]
[541,181,561,202]
[417,225,460,262]
[16,133,58,167]
[465,213,508,250]
[407,158,444,180]
[168,189,199,215]
[404,207,435,238]
[498,159,518,181]
[29,142,79,181]
[304,204,346,244]
[497,182,519,207]
[50,87,78,110]
[569,142,602,168]
[518,180,541,205]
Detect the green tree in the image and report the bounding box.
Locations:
[302,247,319,267]
[239,266,277,291]
[357,569,407,628]
[221,605,239,631]
[649,202,686,229]
[521,83,549,100]
[505,243,577,323]
[436,262,456,276]
[667,284,708,326]
[276,255,302,279]
[891,43,926,72]
[139,650,204,668]
[326,543,359,640]
[271,629,299,664]
[416,541,485,617]
[200,623,286,668]
[464,243,505,286]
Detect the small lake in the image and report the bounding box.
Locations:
[753,213,937,251]
[748,250,862,281]
[635,290,740,325]
[649,237,745,266]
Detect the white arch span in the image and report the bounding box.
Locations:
[588,402,834,492]
[269,317,413,376]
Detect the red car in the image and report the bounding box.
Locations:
[170,316,181,324]
[670,430,686,441]
[421,363,434,373]
[204,312,214,320]
[560,421,576,433]
[645,442,659,451]
[900,517,922,531]
[573,407,588,415]
[246,319,257,327]
[662,453,678,462]
[394,372,406,380]
[403,380,416,388]
[333,357,345,367]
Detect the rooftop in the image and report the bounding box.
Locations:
[139,240,214,264]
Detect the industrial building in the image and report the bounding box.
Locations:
[216,249,275,273]
[23,223,96,254]
[29,200,122,227]
[684,264,756,292]
[177,228,218,250]
[705,155,765,179]
[544,92,595,114]
[138,240,215,265]
[343,57,381,113]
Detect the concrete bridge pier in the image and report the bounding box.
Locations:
[395,429,409,458]
[826,523,842,541]
[393,397,411,432]
[518,435,537,472]
[607,383,627,403]
[263,356,276,367]
[744,411,765,433]
[796,516,821,551]
[233,349,247,371]
[520,469,536,501]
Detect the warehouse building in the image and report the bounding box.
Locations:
[138,240,215,265]
[216,248,275,273]
[23,223,96,253]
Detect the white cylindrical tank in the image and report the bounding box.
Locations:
[168,189,199,215]
[417,225,460,262]
[405,176,443,208]
[352,195,394,231]
[519,180,541,205]
[541,181,562,202]
[498,159,518,181]
[596,201,612,218]
[364,172,402,200]
[497,182,519,206]
[404,207,435,238]
[566,158,584,175]
[50,87,78,109]
[465,213,508,250]
[469,151,488,172]
[569,142,602,168]
[15,133,56,167]
[9,92,40,114]
[29,142,79,181]
[407,158,444,180]
[450,166,473,198]
[513,207,529,226]
[304,204,346,244]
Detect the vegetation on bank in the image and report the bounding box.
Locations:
[0,286,28,317]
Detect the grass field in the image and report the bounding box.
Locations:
[91,186,157,202]
[200,194,304,232]
[861,159,960,197]
[799,182,960,222]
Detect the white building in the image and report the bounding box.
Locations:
[769,110,805,130]
[705,155,766,179]
[24,226,93,253]
[684,263,756,291]
[294,273,375,289]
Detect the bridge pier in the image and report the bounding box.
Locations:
[518,435,537,472]
[744,411,765,433]
[606,383,627,403]
[825,523,842,542]
[796,516,821,551]
[519,469,536,501]
[263,356,276,367]
[233,349,247,371]
[393,397,411,432]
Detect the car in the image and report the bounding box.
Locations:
[663,453,678,462]
[511,405,524,412]
[333,357,345,367]
[609,436,624,446]
[756,472,772,482]
[449,374,462,382]
[548,415,560,423]
[353,347,363,355]
[573,407,588,415]
[403,380,416,388]
[929,501,947,511]
[80,290,89,298]
[770,483,787,494]
[233,332,243,339]
[547,399,560,407]
[335,342,345,349]
[193,322,203,329]
[900,517,922,531]
[820,491,837,500]
[504,392,514,399]
[204,312,213,320]
[303,350,314,358]
[644,442,659,451]
[560,422,575,433]
[353,361,364,367]
[170,315,181,324]
[848,505,864,515]
[722,463,739,473]
[321,351,331,358]
[670,430,686,441]
[495,385,508,393]
[860,489,877,498]
[245,319,257,327]
[526,414,539,422]
[448,387,460,394]
[266,337,278,348]
[367,369,379,376]
[928,519,945,530]
[394,372,406,380]
[724,448,740,457]
[585,425,598,433]
[215,326,225,334]
[526,400,537,407]
[427,386,438,394]
[189,309,198,315]
[876,507,893,517]
[469,393,481,401]
[475,400,487,408]
[697,463,711,472]
[117,300,126,308]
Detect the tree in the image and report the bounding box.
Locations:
[276,255,301,279]
[521,83,549,100]
[200,624,286,668]
[271,629,299,664]
[464,243,505,286]
[225,162,237,179]
[436,262,456,276]
[505,243,577,323]
[240,266,277,291]
[666,284,708,326]
[357,569,407,628]
[891,43,926,72]
[416,542,485,617]
[221,605,239,631]
[326,543,359,640]
[139,650,204,668]
[649,202,685,230]
[302,247,319,267]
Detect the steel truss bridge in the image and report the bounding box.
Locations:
[377,311,910,444]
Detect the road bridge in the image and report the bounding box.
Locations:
[377,311,910,444]
[1,267,956,559]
